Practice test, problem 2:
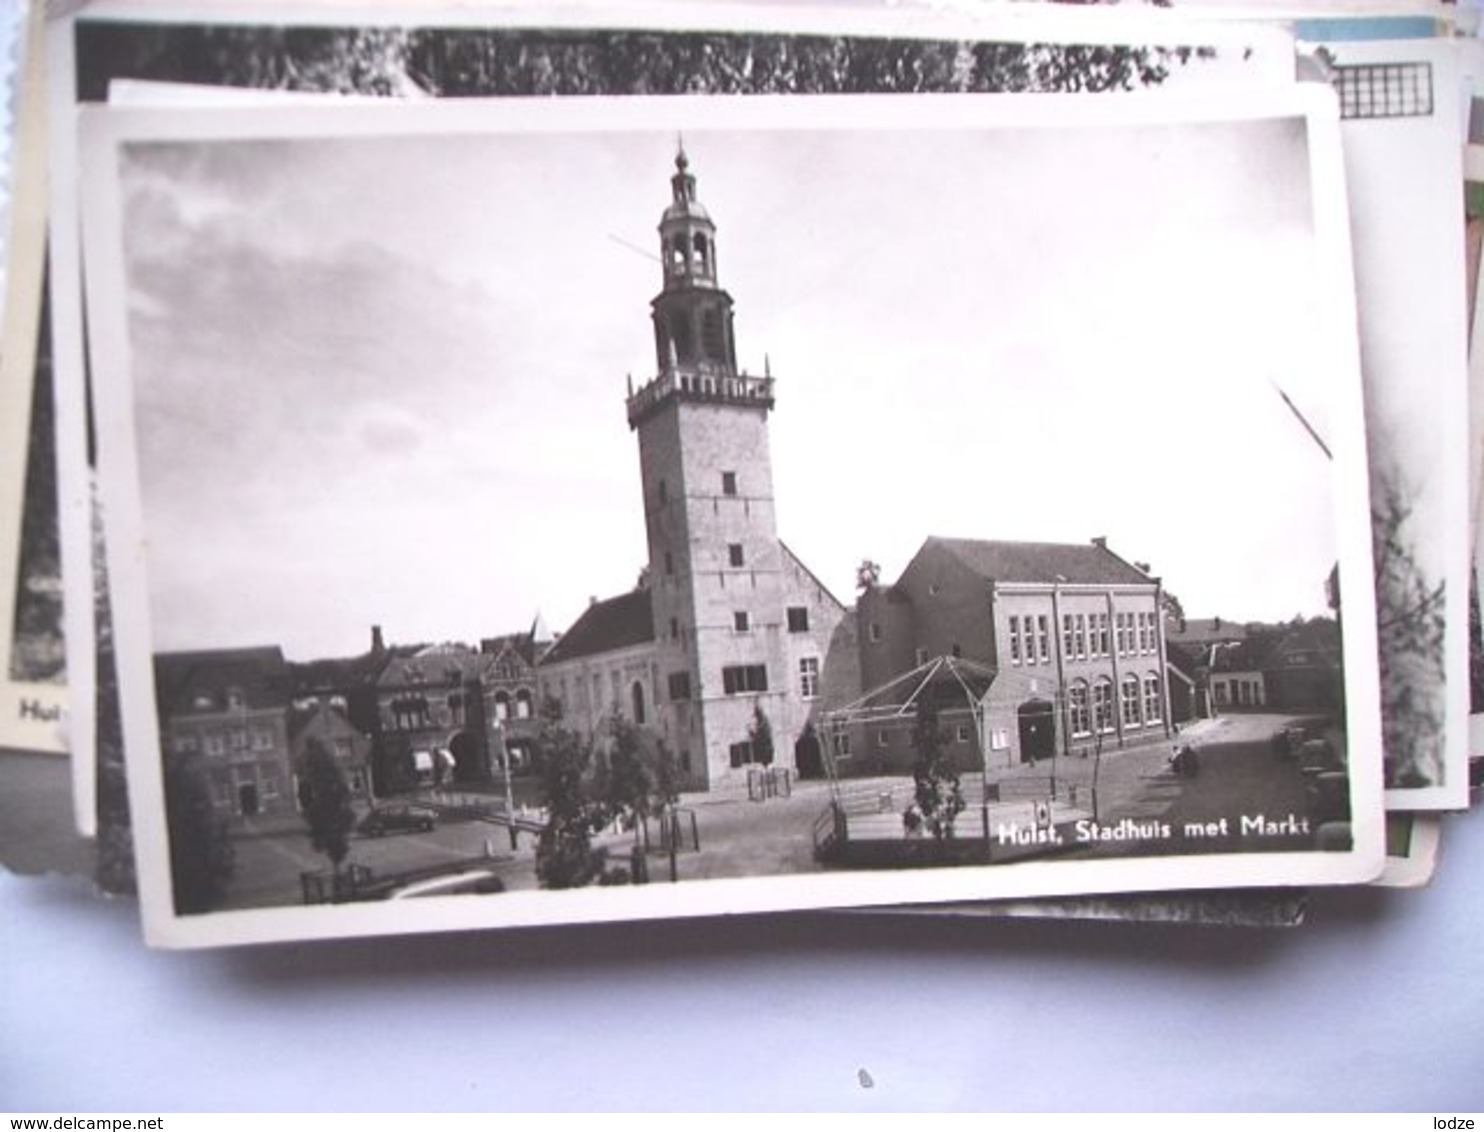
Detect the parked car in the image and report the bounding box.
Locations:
[357,803,438,837]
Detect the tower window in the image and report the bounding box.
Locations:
[702,308,725,361]
[657,479,668,505]
[786,607,809,633]
[664,551,674,576]
[721,471,737,496]
[669,617,679,641]
[728,543,744,568]
[799,657,820,700]
[734,611,750,632]
[721,664,768,695]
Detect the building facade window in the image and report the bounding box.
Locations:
[1062,614,1074,658]
[728,740,756,768]
[1009,615,1022,664]
[721,471,737,496]
[493,692,510,722]
[786,606,809,633]
[721,664,768,695]
[799,657,820,700]
[667,672,692,701]
[1069,681,1091,737]
[734,610,750,632]
[1093,678,1114,733]
[1074,615,1087,659]
[1037,616,1050,663]
[869,623,882,643]
[1144,674,1162,723]
[1121,674,1142,728]
[631,681,646,725]
[728,543,744,567]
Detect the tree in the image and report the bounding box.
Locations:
[749,705,775,767]
[78,23,1210,104]
[534,718,607,890]
[910,694,964,840]
[164,755,235,914]
[1160,589,1186,634]
[299,737,356,876]
[595,717,658,825]
[1371,468,1446,788]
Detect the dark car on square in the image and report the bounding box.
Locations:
[357,803,438,837]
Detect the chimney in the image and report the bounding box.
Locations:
[371,625,385,655]
[1091,536,1107,550]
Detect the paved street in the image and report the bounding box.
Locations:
[207,710,1335,910]
[1052,712,1332,858]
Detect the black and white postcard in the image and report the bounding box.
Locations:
[78,89,1383,947]
[1318,37,1472,810]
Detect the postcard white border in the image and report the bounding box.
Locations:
[78,88,1383,948]
[0,4,69,760]
[1375,813,1441,888]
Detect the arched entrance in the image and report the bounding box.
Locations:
[794,726,825,780]
[1017,699,1055,764]
[447,730,483,783]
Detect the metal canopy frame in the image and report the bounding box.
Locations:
[814,655,997,802]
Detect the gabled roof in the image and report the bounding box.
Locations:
[926,536,1154,588]
[287,700,364,744]
[779,539,847,612]
[154,646,291,717]
[539,589,654,666]
[480,629,540,667]
[1266,618,1342,666]
[1164,618,1249,647]
[377,643,488,689]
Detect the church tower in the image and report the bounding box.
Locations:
[626,145,787,790]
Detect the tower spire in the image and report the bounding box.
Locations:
[628,144,771,430]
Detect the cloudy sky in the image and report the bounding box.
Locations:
[109,99,1349,660]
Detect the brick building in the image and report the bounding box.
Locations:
[154,646,298,821]
[845,537,1173,776]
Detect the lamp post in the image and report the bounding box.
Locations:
[493,722,517,851]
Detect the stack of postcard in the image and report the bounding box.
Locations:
[0,0,1477,949]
